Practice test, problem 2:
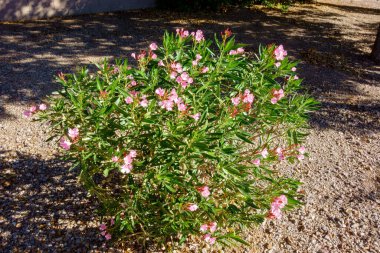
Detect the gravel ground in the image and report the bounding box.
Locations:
[1,3,379,252]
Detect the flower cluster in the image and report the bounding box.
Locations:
[156,88,188,112]
[274,45,287,61]
[59,128,79,150]
[200,222,217,244]
[231,89,255,116]
[192,54,202,66]
[297,146,306,161]
[271,89,285,104]
[196,186,210,198]
[185,203,198,212]
[23,104,47,118]
[118,150,137,174]
[176,28,189,38]
[267,195,288,219]
[99,223,112,241]
[176,28,204,42]
[229,47,245,55]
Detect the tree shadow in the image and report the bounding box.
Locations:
[317,3,380,15]
[0,150,108,252]
[1,4,379,134]
[0,0,155,21]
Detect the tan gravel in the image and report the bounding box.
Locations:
[1,3,379,252]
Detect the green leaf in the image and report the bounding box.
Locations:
[222,233,250,246]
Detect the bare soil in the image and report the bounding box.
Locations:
[0,3,379,252]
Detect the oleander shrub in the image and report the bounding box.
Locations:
[28,29,317,248]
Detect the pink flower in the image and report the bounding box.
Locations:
[129,150,137,158]
[30,106,37,113]
[200,224,209,232]
[201,67,209,73]
[275,62,281,68]
[177,103,187,112]
[169,89,178,102]
[197,186,210,198]
[139,96,149,107]
[271,97,278,104]
[104,233,112,240]
[149,43,158,51]
[192,60,198,66]
[187,77,193,84]
[208,222,217,233]
[294,75,299,80]
[130,90,139,97]
[131,53,136,59]
[23,110,32,118]
[125,97,133,104]
[39,104,47,110]
[291,67,297,72]
[298,146,306,154]
[229,50,237,55]
[121,163,132,174]
[176,75,182,83]
[158,60,165,66]
[186,203,198,212]
[297,154,305,161]
[68,128,79,139]
[196,54,202,60]
[203,234,211,242]
[194,30,204,42]
[155,87,165,97]
[180,82,189,89]
[278,153,285,161]
[271,89,285,104]
[252,158,260,166]
[137,52,146,60]
[175,63,183,73]
[272,195,288,209]
[99,223,107,231]
[273,89,285,99]
[124,155,133,165]
[159,100,174,111]
[261,148,269,158]
[176,28,189,38]
[112,156,119,162]
[203,234,216,244]
[274,45,288,61]
[209,237,216,245]
[243,89,254,104]
[110,218,115,226]
[267,206,282,219]
[231,96,241,106]
[181,72,190,81]
[60,138,72,150]
[151,53,157,60]
[170,71,177,79]
[237,47,245,54]
[130,80,137,86]
[191,113,201,121]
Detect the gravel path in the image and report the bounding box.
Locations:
[1,3,379,252]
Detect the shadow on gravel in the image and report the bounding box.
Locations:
[0,4,379,132]
[0,151,106,252]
